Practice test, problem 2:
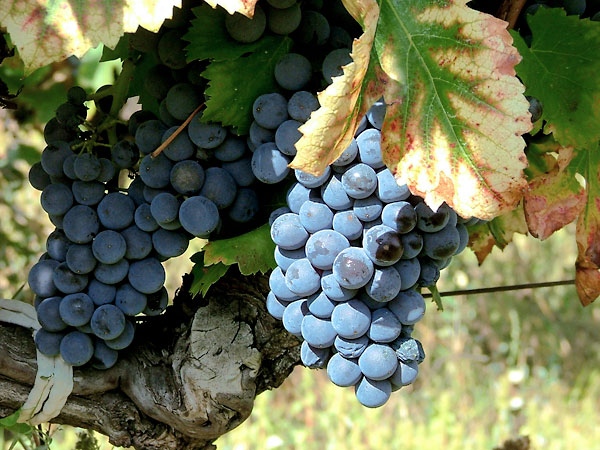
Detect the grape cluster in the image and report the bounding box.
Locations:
[242,4,357,183]
[266,101,476,407]
[28,87,169,369]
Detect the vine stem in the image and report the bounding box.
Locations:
[151,104,204,158]
[423,279,575,299]
[496,0,528,29]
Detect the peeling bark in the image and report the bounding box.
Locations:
[0,270,301,449]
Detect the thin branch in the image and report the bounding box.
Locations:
[423,279,575,298]
[496,0,528,29]
[151,104,204,158]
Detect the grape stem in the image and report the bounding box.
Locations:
[496,0,527,29]
[424,279,575,298]
[151,103,205,158]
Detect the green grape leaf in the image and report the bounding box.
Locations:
[512,9,600,148]
[0,409,20,427]
[128,52,160,116]
[203,223,276,275]
[523,139,585,241]
[0,0,182,73]
[201,35,292,134]
[185,5,267,62]
[292,0,531,221]
[190,260,230,297]
[100,35,132,62]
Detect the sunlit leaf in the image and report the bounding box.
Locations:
[202,0,258,17]
[292,0,531,221]
[0,0,181,73]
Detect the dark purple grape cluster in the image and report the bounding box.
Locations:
[28,87,169,370]
[265,101,482,407]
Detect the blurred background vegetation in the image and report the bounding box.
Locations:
[1,46,599,450]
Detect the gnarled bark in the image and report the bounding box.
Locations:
[0,270,301,449]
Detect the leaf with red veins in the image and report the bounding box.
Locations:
[203,0,258,17]
[292,0,530,221]
[0,0,182,73]
[524,147,585,240]
[468,223,496,265]
[573,142,600,306]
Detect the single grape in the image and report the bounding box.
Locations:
[225,5,266,43]
[271,213,309,250]
[274,53,311,91]
[367,308,402,343]
[249,121,275,148]
[269,267,301,301]
[29,162,52,190]
[188,118,227,148]
[161,126,195,161]
[417,257,440,287]
[423,223,461,260]
[358,343,398,380]
[389,360,419,387]
[331,299,371,338]
[332,247,374,289]
[128,258,165,294]
[334,335,369,359]
[222,157,255,187]
[121,226,152,260]
[288,91,319,122]
[41,142,73,177]
[41,183,73,216]
[415,202,451,232]
[301,314,337,348]
[381,201,417,233]
[157,29,187,69]
[266,291,289,320]
[179,196,220,237]
[104,319,136,350]
[365,266,402,303]
[214,136,246,162]
[59,292,95,327]
[37,296,68,332]
[127,177,146,207]
[90,304,126,340]
[267,3,302,35]
[356,128,384,169]
[253,93,288,129]
[341,163,377,199]
[151,192,180,225]
[143,287,169,316]
[72,181,105,206]
[332,210,363,240]
[60,331,94,366]
[34,329,65,356]
[400,231,423,259]
[251,143,291,184]
[284,258,321,296]
[115,284,147,316]
[306,291,337,319]
[332,139,358,167]
[135,120,168,155]
[355,377,391,408]
[74,153,102,181]
[300,341,330,369]
[53,262,88,294]
[321,174,353,210]
[327,353,362,387]
[391,337,425,363]
[97,192,135,230]
[388,289,426,325]
[296,10,330,46]
[46,230,71,262]
[152,228,189,258]
[92,340,119,370]
[87,279,117,306]
[65,244,96,275]
[363,224,403,266]
[328,25,353,49]
[275,120,302,156]
[139,153,173,189]
[274,246,305,272]
[287,183,316,213]
[353,195,383,222]
[305,229,349,270]
[394,258,421,290]
[299,200,333,233]
[295,167,331,188]
[134,203,160,232]
[281,298,308,337]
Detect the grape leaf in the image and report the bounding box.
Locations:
[571,142,600,306]
[523,143,585,240]
[203,224,276,275]
[190,260,230,297]
[185,5,266,62]
[292,0,531,221]
[467,207,528,264]
[201,36,292,134]
[0,0,182,73]
[203,0,258,17]
[512,9,600,148]
[128,52,161,116]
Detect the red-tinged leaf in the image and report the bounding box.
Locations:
[0,0,182,73]
[467,206,528,264]
[573,142,600,306]
[524,146,585,240]
[292,0,531,221]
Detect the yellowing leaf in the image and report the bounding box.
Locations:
[572,142,600,306]
[202,0,258,17]
[292,0,531,221]
[290,0,382,176]
[524,146,585,240]
[467,206,528,264]
[0,0,181,73]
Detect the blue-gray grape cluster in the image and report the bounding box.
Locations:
[266,101,481,407]
[28,87,169,369]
